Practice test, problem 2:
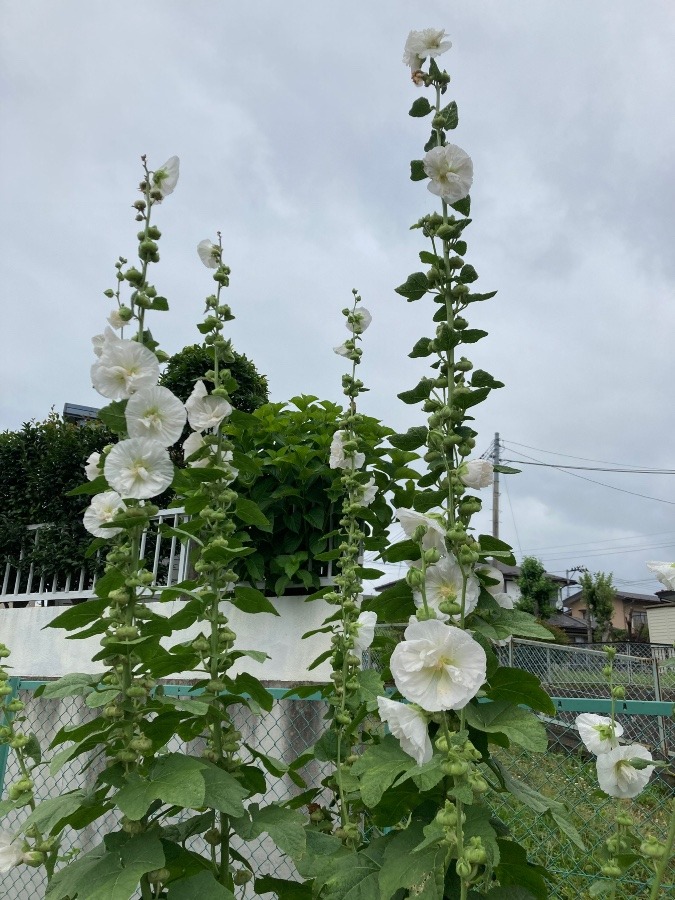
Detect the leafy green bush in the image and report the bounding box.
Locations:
[160,343,268,412]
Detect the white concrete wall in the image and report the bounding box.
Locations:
[647,606,675,645]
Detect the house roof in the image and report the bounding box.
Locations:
[567,588,666,606]
[546,612,587,633]
[490,560,576,586]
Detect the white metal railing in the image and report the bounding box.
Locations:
[0,508,190,608]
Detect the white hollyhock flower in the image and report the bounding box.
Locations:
[476,564,505,596]
[353,611,377,656]
[360,477,377,508]
[459,460,494,490]
[377,697,432,766]
[329,431,365,470]
[395,508,446,557]
[92,326,121,358]
[346,307,372,335]
[333,342,351,357]
[390,619,486,712]
[414,554,480,622]
[104,438,173,499]
[403,29,452,69]
[83,491,127,538]
[423,144,473,204]
[84,451,102,481]
[126,386,186,447]
[183,431,209,468]
[596,744,655,799]
[107,308,126,330]
[185,381,232,433]
[197,239,220,269]
[646,561,675,591]
[576,714,624,755]
[91,339,160,400]
[152,155,180,197]
[0,829,23,874]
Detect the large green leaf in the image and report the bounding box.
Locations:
[46,597,109,632]
[361,578,414,622]
[114,755,207,819]
[323,837,388,900]
[40,672,95,699]
[397,377,435,405]
[232,585,280,616]
[351,736,415,807]
[22,791,88,835]
[395,272,429,302]
[255,875,312,899]
[485,667,555,716]
[97,400,128,436]
[389,426,428,451]
[235,497,271,529]
[232,803,306,861]
[409,97,433,117]
[379,822,444,899]
[488,609,554,641]
[464,701,547,752]
[200,762,248,817]
[494,839,550,900]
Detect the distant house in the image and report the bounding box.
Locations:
[566,587,670,640]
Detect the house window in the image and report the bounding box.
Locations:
[632,611,647,625]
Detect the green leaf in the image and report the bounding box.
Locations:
[464,701,548,752]
[232,803,306,861]
[410,160,427,182]
[494,464,521,475]
[355,668,386,711]
[255,875,312,900]
[440,100,458,129]
[409,97,433,117]
[352,735,415,807]
[231,671,274,712]
[459,263,479,284]
[232,586,280,616]
[97,400,128,436]
[379,822,444,900]
[460,328,488,344]
[66,475,109,496]
[167,872,235,899]
[397,377,435,405]
[362,578,415,622]
[47,597,109,632]
[41,673,95,699]
[235,497,271,529]
[23,791,88,836]
[478,534,516,566]
[408,337,433,359]
[114,755,207,819]
[380,539,420,563]
[46,831,165,900]
[149,295,169,311]
[395,272,429,302]
[86,689,122,708]
[413,489,445,514]
[486,667,555,715]
[495,839,550,900]
[200,762,248,817]
[471,369,504,390]
[451,195,471,216]
[489,608,554,641]
[463,804,500,867]
[389,426,428,451]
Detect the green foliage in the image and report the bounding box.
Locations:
[580,570,616,640]
[160,343,268,413]
[0,413,115,579]
[516,557,559,620]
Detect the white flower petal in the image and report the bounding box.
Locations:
[153,155,180,197]
[84,451,102,482]
[83,491,127,538]
[346,307,372,335]
[403,28,452,67]
[395,508,446,557]
[107,309,126,330]
[104,438,173,500]
[333,342,351,357]
[423,144,473,204]
[391,619,486,712]
[414,554,480,621]
[646,561,675,591]
[377,697,432,766]
[197,239,220,269]
[329,431,365,470]
[91,339,159,400]
[476,564,505,596]
[185,380,232,433]
[353,610,377,656]
[126,386,186,447]
[460,459,494,490]
[360,477,377,508]
[0,829,23,874]
[576,714,624,755]
[596,744,654,799]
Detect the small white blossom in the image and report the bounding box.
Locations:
[596,744,655,799]
[104,438,173,500]
[353,610,377,656]
[476,564,505,595]
[91,339,159,400]
[360,477,377,508]
[646,561,675,591]
[459,460,494,490]
[576,714,624,755]
[107,308,126,330]
[152,155,180,198]
[333,342,352,358]
[125,386,186,447]
[83,491,127,538]
[377,697,432,766]
[92,326,121,358]
[185,381,232,433]
[403,28,452,69]
[423,144,473,204]
[346,307,372,335]
[84,451,102,481]
[390,618,486,712]
[329,430,365,470]
[183,431,209,468]
[197,239,220,269]
[414,554,480,622]
[395,508,446,557]
[0,830,23,874]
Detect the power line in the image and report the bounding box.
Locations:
[502,457,675,475]
[521,529,675,554]
[504,439,665,470]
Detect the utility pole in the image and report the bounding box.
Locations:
[492,432,500,539]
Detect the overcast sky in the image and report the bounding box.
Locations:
[2,1,674,604]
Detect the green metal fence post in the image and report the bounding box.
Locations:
[0,676,19,795]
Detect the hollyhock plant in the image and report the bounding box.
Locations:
[83,490,127,538]
[422,144,474,204]
[413,553,480,621]
[186,380,233,432]
[91,338,160,399]
[104,437,173,499]
[576,713,624,755]
[377,696,432,766]
[596,744,655,799]
[125,385,186,446]
[390,618,486,712]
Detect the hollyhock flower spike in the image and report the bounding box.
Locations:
[186,381,233,433]
[0,829,23,874]
[390,618,486,712]
[395,508,446,557]
[575,713,624,755]
[596,744,655,799]
[423,144,473,204]
[329,430,365,470]
[459,459,494,490]
[377,697,432,766]
[197,239,221,269]
[414,554,480,621]
[353,610,377,656]
[152,155,180,198]
[83,491,127,538]
[125,386,186,447]
[646,561,675,591]
[91,338,160,400]
[104,438,173,500]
